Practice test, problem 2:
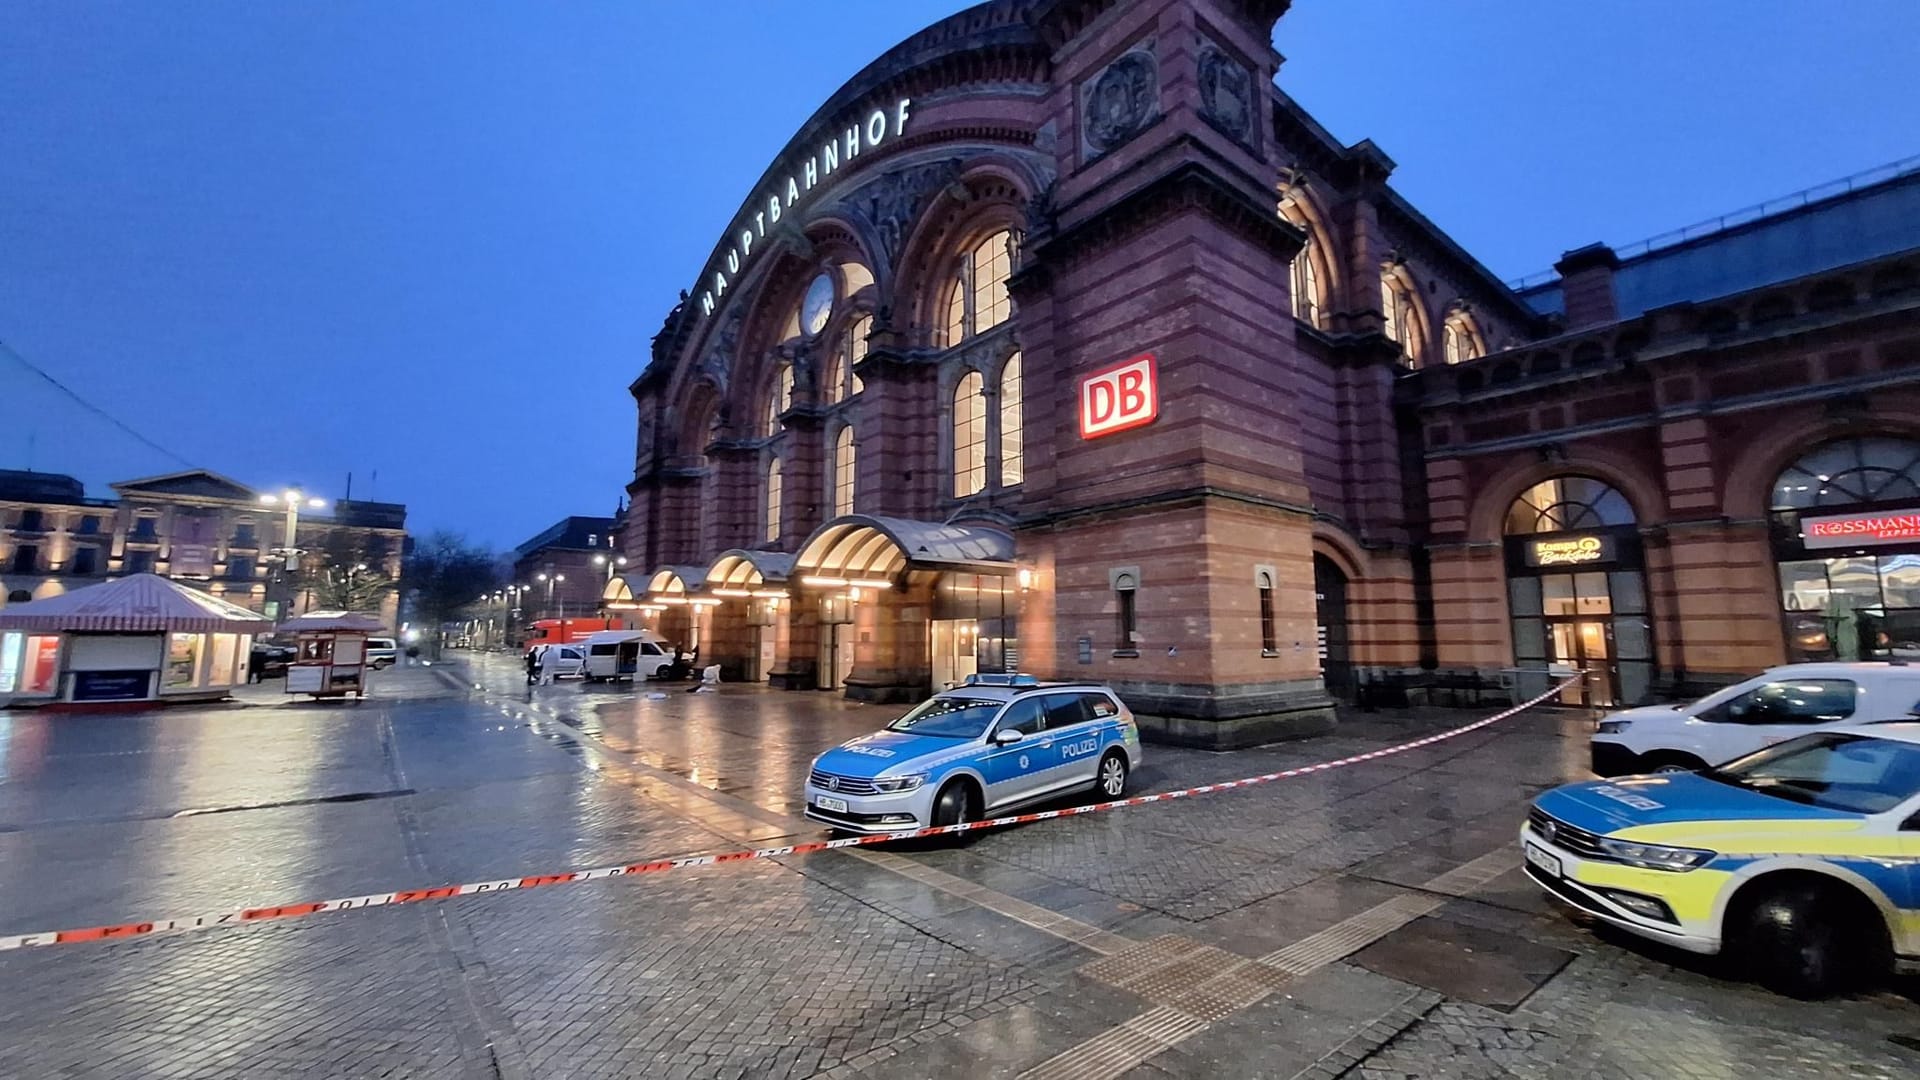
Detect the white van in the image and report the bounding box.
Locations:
[1588,661,1920,776]
[581,630,674,682]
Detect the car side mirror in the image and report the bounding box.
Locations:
[994,729,1025,746]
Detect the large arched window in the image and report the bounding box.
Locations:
[1382,272,1429,366]
[1770,437,1920,510]
[764,457,783,544]
[1442,312,1483,364]
[824,315,871,405]
[832,426,856,517]
[1771,437,1920,664]
[999,353,1024,488]
[944,230,1015,346]
[1291,237,1321,328]
[952,371,987,498]
[1505,476,1636,535]
[764,364,793,438]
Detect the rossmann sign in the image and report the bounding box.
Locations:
[1079,353,1158,439]
[1801,508,1920,549]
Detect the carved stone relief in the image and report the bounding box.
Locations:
[1081,47,1157,159]
[1197,44,1253,144]
[844,158,965,267]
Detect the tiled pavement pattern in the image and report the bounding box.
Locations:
[0,653,1912,1078]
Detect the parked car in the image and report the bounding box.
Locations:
[803,674,1141,835]
[1523,723,1920,998]
[364,637,399,670]
[1588,662,1920,776]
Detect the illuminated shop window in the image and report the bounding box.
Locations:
[764,457,782,544]
[1771,437,1920,664]
[952,371,986,498]
[764,364,793,438]
[944,230,1016,346]
[833,426,857,517]
[999,352,1024,488]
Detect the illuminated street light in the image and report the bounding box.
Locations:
[257,486,331,618]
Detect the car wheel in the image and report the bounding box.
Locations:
[1096,751,1129,800]
[930,781,976,831]
[1739,882,1883,998]
[1637,751,1708,774]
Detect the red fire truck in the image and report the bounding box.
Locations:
[521,618,621,651]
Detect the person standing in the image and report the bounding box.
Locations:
[525,646,540,686]
[538,643,561,685]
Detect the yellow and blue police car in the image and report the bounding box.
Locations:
[1522,722,1920,997]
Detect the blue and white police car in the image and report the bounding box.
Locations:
[804,674,1142,833]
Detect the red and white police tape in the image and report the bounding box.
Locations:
[0,678,1579,952]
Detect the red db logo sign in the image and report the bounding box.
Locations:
[1079,353,1158,439]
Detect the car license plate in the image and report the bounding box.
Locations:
[1524,842,1561,878]
[816,796,848,814]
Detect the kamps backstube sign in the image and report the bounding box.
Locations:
[1079,353,1158,439]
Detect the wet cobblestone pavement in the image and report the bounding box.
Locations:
[1,654,1915,1078]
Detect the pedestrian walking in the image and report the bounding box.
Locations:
[538,643,561,685]
[525,646,540,686]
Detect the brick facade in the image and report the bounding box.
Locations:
[617,0,1920,742]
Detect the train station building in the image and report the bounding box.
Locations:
[612,0,1920,746]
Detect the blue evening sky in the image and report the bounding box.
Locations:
[3,1,1916,550]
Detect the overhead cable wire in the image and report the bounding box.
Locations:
[0,337,199,469]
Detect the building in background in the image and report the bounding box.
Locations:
[612,0,1919,744]
[0,468,408,631]
[1413,162,1920,707]
[511,515,621,621]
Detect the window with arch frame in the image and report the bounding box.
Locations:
[1504,476,1636,535]
[1771,436,1920,664]
[1290,237,1321,328]
[1381,274,1417,363]
[945,230,1015,346]
[1443,315,1482,364]
[999,352,1023,488]
[764,457,783,544]
[764,364,793,437]
[952,371,987,498]
[832,426,857,517]
[824,315,872,405]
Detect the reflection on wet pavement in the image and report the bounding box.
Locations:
[0,654,1913,1079]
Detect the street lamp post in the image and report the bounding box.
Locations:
[594,553,629,629]
[258,488,328,619]
[536,571,566,623]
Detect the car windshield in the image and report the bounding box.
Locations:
[885,696,1002,739]
[1702,732,1920,814]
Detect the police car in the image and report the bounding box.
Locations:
[1523,722,1920,997]
[804,674,1141,834]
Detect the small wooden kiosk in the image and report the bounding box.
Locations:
[277,611,385,700]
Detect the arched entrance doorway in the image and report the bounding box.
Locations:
[704,550,794,682]
[1503,476,1653,707]
[1313,555,1352,700]
[1769,436,1920,661]
[793,515,1016,700]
